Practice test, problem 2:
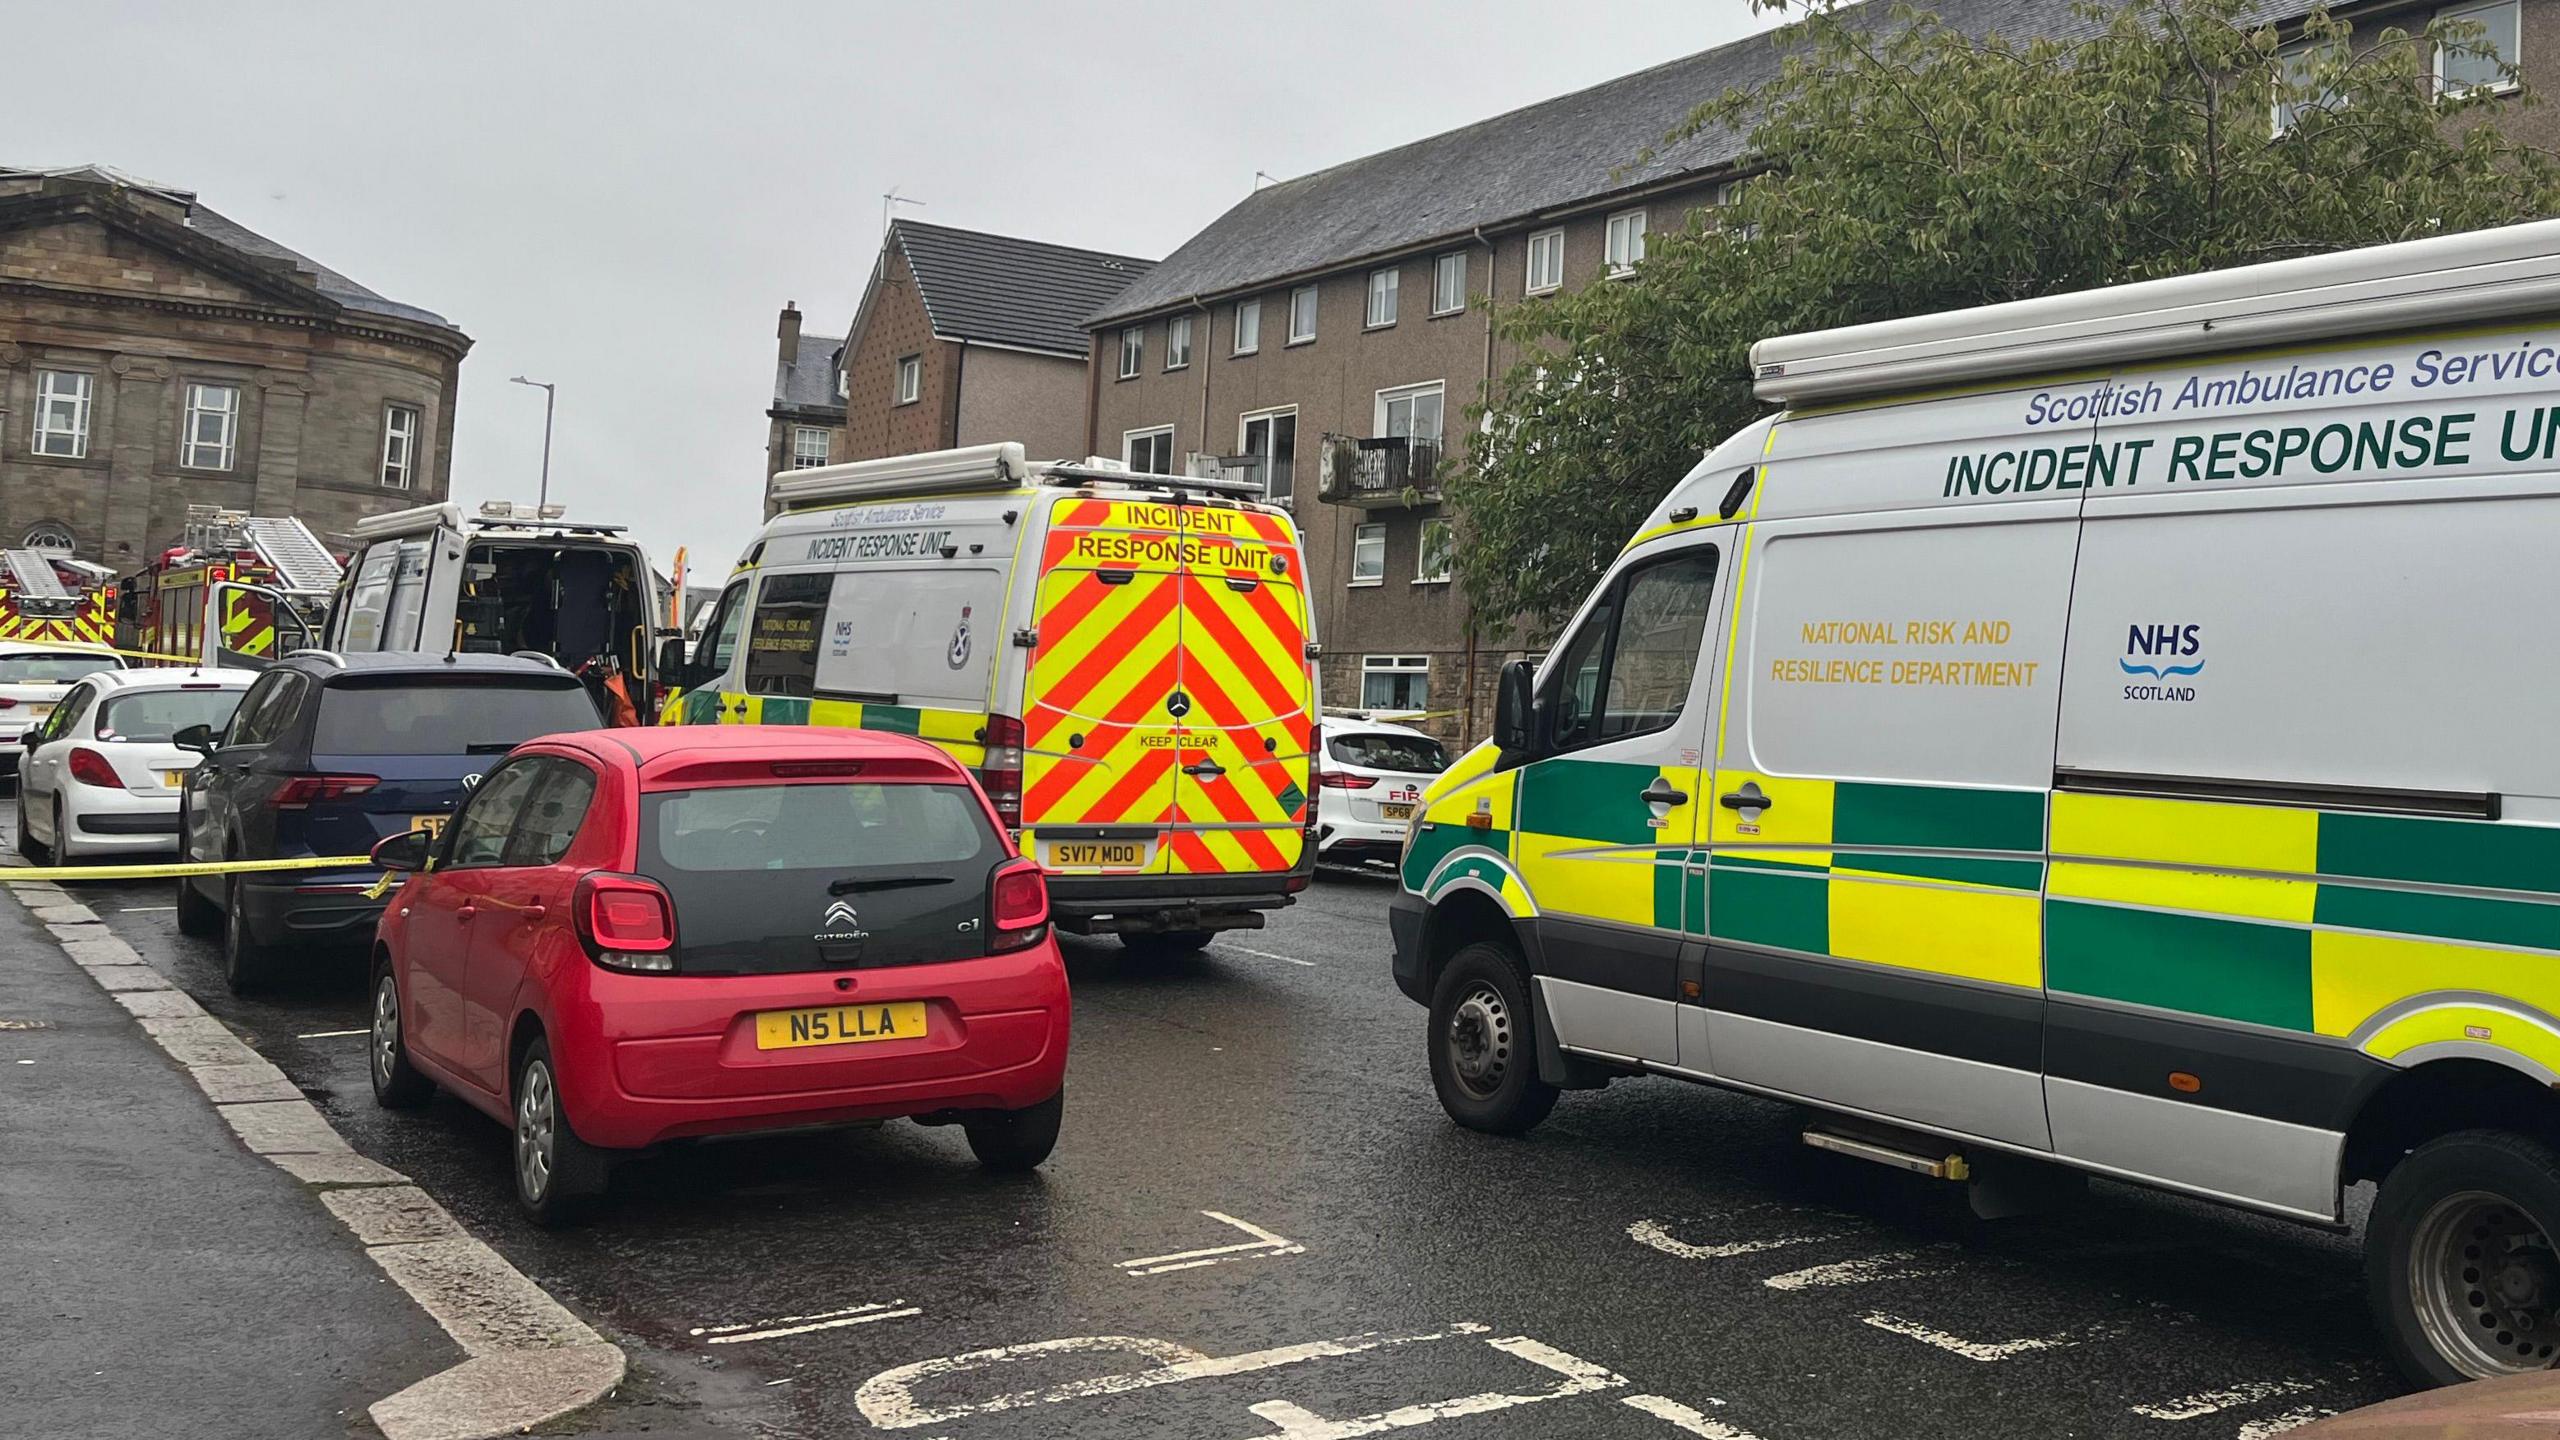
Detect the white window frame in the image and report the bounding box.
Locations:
[1350,523,1387,586]
[1238,405,1298,507]
[2274,35,2343,134]
[1415,517,1454,585]
[1605,208,1648,275]
[21,523,74,553]
[1360,653,1430,710]
[31,369,92,459]
[2436,0,2520,96]
[791,425,831,469]
[1365,266,1399,329]
[1122,425,1175,474]
[1525,228,1564,294]
[1432,252,1468,315]
[895,353,922,405]
[181,381,239,471]
[1118,326,1144,380]
[379,403,419,491]
[1234,299,1262,355]
[1288,284,1319,345]
[1165,314,1193,371]
[1374,381,1447,445]
[836,363,849,399]
[1716,178,1761,240]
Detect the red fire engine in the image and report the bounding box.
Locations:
[117,508,343,668]
[0,548,116,647]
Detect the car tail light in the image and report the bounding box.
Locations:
[1317,770,1374,789]
[0,698,18,710]
[988,858,1049,953]
[67,747,122,789]
[980,714,1024,830]
[573,872,678,973]
[272,774,380,808]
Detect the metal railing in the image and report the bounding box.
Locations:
[1318,435,1442,507]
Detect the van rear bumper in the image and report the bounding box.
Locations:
[1047,872,1299,935]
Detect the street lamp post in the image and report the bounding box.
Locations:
[509,375,556,509]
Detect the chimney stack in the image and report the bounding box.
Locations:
[777,301,803,367]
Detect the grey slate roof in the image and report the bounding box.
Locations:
[773,330,844,411]
[894,220,1155,356]
[1090,0,2312,325]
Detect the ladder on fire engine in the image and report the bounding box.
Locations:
[0,549,75,614]
[240,517,340,595]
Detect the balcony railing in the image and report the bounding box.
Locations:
[1318,434,1442,507]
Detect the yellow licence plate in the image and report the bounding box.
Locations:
[411,813,450,838]
[754,1001,930,1051]
[1380,803,1415,821]
[163,770,188,788]
[1047,841,1143,869]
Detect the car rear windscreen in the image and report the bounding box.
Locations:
[98,688,246,743]
[1328,732,1449,773]
[638,781,1001,974]
[314,679,602,755]
[0,653,118,684]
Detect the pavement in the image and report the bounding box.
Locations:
[1,802,2431,1440]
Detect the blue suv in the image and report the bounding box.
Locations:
[174,652,603,992]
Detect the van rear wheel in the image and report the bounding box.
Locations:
[1428,942,1558,1136]
[2368,1128,2560,1386]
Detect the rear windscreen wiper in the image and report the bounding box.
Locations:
[464,742,518,753]
[827,874,957,895]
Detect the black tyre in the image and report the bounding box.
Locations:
[369,959,432,1109]
[2368,1128,2560,1386]
[175,870,220,938]
[1427,941,1559,1136]
[12,790,40,863]
[220,872,284,995]
[48,798,73,866]
[512,1037,610,1226]
[1120,930,1214,962]
[964,1088,1063,1172]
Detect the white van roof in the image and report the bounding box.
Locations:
[1751,216,2560,406]
[769,440,1270,510]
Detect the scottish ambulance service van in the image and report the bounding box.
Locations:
[667,443,1316,955]
[1391,217,2560,1385]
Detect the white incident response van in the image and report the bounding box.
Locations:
[665,443,1318,955]
[1391,216,2560,1386]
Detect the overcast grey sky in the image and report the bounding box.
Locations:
[6,0,1784,578]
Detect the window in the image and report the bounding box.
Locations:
[1165,314,1193,370]
[692,577,750,679]
[1118,325,1144,379]
[1240,408,1297,506]
[743,572,830,698]
[508,757,598,867]
[1543,547,1719,752]
[21,523,73,553]
[1123,426,1174,474]
[2274,35,2343,133]
[1377,382,1445,445]
[32,370,91,458]
[0,650,117,686]
[1351,523,1386,585]
[1234,299,1262,355]
[1416,518,1454,584]
[1432,252,1468,315]
[1361,655,1429,711]
[1366,267,1399,328]
[791,425,830,469]
[1525,229,1564,294]
[313,679,599,755]
[895,354,922,405]
[1329,729,1448,772]
[2437,0,2519,95]
[836,363,849,399]
[443,759,543,869]
[1289,284,1318,344]
[222,671,302,747]
[379,404,418,490]
[96,686,245,744]
[1716,178,1761,240]
[1605,209,1648,275]
[182,383,239,470]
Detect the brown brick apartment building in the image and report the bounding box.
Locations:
[765,302,847,515]
[0,165,469,568]
[1085,0,2555,743]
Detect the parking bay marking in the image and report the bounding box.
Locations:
[298,1029,369,1039]
[1762,1250,1960,1292]
[1628,1218,1847,1261]
[1213,942,1317,968]
[2131,1379,2316,1421]
[1118,1210,1305,1277]
[691,1300,921,1345]
[2236,1407,2333,1438]
[1622,1394,1767,1439]
[1859,1312,2083,1362]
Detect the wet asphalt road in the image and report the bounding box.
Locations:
[7,807,2423,1440]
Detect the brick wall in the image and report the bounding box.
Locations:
[842,248,954,461]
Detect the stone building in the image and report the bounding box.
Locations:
[1085,0,2549,743]
[764,301,846,515]
[0,165,469,569]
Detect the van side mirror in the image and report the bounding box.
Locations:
[370,830,434,873]
[1493,659,1539,756]
[656,635,689,686]
[173,723,218,756]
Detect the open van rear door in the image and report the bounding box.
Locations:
[1166,510,1311,877]
[202,580,319,669]
[332,520,463,653]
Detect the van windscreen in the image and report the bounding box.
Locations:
[638,781,1000,973]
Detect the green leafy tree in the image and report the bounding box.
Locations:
[1453,0,2560,630]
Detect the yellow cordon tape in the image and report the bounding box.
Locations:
[0,854,376,883]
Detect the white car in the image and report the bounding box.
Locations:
[16,668,255,863]
[1315,717,1450,869]
[0,642,125,770]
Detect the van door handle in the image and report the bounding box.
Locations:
[1719,783,1772,812]
[1641,778,1688,807]
[1182,760,1225,780]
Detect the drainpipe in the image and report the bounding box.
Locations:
[1192,294,1213,468]
[1084,331,1103,457]
[1460,225,1499,747]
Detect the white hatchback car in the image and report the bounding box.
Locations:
[1314,717,1450,870]
[16,668,255,863]
[0,642,125,770]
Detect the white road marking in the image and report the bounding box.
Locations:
[2236,1406,2333,1438]
[1622,1393,1766,1438]
[1235,1336,1624,1438]
[1628,1219,1844,1261]
[1214,942,1317,968]
[120,905,176,912]
[690,1300,920,1345]
[1762,1251,1956,1291]
[298,1029,370,1039]
[2132,1379,2316,1421]
[1859,1313,2077,1362]
[1117,1210,1305,1277]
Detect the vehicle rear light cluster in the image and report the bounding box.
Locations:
[574,872,678,973]
[1294,735,1322,893]
[272,774,380,808]
[980,714,1024,830]
[66,747,122,789]
[1316,770,1374,790]
[988,858,1049,953]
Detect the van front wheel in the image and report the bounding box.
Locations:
[1428,942,1558,1136]
[2368,1128,2560,1386]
